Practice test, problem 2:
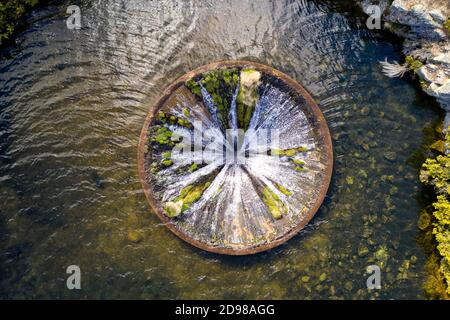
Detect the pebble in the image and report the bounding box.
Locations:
[383,151,397,161]
[346,176,354,185]
[345,281,353,291]
[301,276,310,283]
[360,107,370,116]
[358,245,369,257]
[127,230,143,243]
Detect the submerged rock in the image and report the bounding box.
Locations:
[383,151,397,161]
[418,210,432,230]
[127,230,143,243]
[430,140,446,153]
[358,245,369,257]
[361,0,450,113]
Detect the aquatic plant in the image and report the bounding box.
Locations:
[405,55,423,74]
[262,187,286,219]
[379,55,423,79]
[420,130,450,295]
[379,58,409,78]
[164,181,211,218]
[152,126,173,145]
[420,79,428,90]
[444,18,450,33]
[186,69,239,128]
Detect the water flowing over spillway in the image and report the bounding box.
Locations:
[139,61,332,254]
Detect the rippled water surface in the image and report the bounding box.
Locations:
[0,0,443,299]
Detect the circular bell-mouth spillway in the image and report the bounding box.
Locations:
[138,61,333,255]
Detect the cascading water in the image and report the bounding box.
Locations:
[139,61,332,254]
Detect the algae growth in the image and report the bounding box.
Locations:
[164,181,211,218]
[420,129,450,296]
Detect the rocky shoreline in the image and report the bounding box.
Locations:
[361,0,449,116]
[359,0,450,297]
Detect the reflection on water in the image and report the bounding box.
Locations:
[0,0,443,299]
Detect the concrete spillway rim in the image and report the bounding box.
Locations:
[137,60,333,255]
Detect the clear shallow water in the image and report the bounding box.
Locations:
[0,0,443,299]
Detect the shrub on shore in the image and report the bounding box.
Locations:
[420,130,450,297]
[0,0,40,46]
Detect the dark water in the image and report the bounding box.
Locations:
[0,0,443,299]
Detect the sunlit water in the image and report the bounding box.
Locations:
[0,0,443,299]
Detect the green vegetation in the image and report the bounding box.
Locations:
[275,183,292,196]
[405,55,423,74]
[157,111,167,122]
[152,126,173,145]
[292,159,305,166]
[188,163,198,172]
[155,110,192,128]
[186,79,202,97]
[420,130,450,295]
[185,69,239,128]
[0,0,41,46]
[444,17,450,33]
[262,187,287,220]
[164,181,211,218]
[161,159,173,167]
[271,147,308,172]
[272,146,308,157]
[420,79,428,90]
[177,118,191,128]
[185,68,263,131]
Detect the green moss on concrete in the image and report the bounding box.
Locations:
[444,18,450,33]
[161,159,173,167]
[185,69,239,128]
[152,126,173,145]
[272,146,308,157]
[275,183,292,196]
[186,79,202,97]
[405,55,423,74]
[262,187,287,220]
[292,159,305,166]
[188,163,198,172]
[164,181,211,218]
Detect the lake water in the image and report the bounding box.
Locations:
[0,0,443,299]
